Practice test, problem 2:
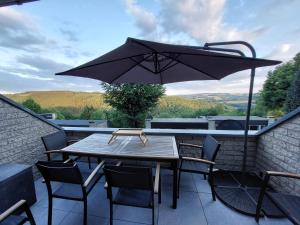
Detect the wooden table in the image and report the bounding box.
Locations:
[62,133,179,208]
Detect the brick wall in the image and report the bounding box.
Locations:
[256,114,300,194]
[0,98,59,178]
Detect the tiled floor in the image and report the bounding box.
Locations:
[28,163,292,225]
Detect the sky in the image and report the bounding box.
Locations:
[0,0,299,95]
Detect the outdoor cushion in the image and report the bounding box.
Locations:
[113,188,152,208]
[267,192,300,225]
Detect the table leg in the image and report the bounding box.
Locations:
[171,160,178,209]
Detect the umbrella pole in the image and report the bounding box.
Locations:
[241,68,256,185]
[204,41,257,185]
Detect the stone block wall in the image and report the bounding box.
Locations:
[176,135,257,171]
[256,114,300,194]
[0,98,59,178]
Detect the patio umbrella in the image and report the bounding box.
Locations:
[56,38,279,84]
[56,37,281,215]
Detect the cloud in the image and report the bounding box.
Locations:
[59,28,79,42]
[159,0,268,43]
[124,0,157,35]
[0,70,102,94]
[0,7,55,51]
[124,0,267,45]
[16,55,71,73]
[264,43,298,62]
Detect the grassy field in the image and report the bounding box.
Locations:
[6,91,214,110]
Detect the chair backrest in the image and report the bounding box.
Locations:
[103,165,153,191]
[202,135,221,162]
[217,119,244,130]
[41,130,67,151]
[36,161,83,185]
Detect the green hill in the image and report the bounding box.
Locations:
[6,91,109,109]
[6,91,215,110]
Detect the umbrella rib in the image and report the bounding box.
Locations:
[158,53,181,73]
[130,38,158,53]
[56,53,150,75]
[160,53,220,80]
[159,61,179,73]
[130,57,156,74]
[109,54,153,83]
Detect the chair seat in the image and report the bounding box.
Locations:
[181,160,209,174]
[53,171,102,199]
[113,188,153,208]
[267,192,300,225]
[0,214,27,225]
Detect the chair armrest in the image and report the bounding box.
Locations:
[67,139,79,145]
[44,150,63,155]
[181,157,215,165]
[0,200,26,222]
[104,161,122,189]
[44,150,72,163]
[266,171,300,180]
[83,160,105,188]
[179,143,203,149]
[154,163,161,194]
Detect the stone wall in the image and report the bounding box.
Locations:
[256,114,300,194]
[0,98,59,178]
[176,135,257,171]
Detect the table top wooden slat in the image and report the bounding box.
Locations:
[62,133,179,160]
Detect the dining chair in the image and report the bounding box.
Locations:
[0,199,36,225]
[103,164,161,225]
[36,160,104,225]
[255,171,300,224]
[41,130,91,168]
[178,135,220,200]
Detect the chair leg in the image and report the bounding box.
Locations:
[24,203,36,225]
[177,159,183,199]
[83,197,88,225]
[152,206,154,225]
[88,157,91,169]
[48,197,52,225]
[208,173,216,201]
[158,174,162,204]
[109,201,113,225]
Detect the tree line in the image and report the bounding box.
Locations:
[253,52,300,116]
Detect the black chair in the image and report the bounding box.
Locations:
[103,164,161,225]
[178,135,221,200]
[0,200,36,225]
[256,171,300,225]
[36,160,104,225]
[41,130,91,168]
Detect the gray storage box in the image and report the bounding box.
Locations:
[0,163,36,212]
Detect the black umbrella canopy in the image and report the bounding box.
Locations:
[56,37,281,84]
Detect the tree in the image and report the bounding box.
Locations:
[102,83,165,127]
[22,98,42,113]
[80,106,96,119]
[285,70,300,112]
[254,52,300,116]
